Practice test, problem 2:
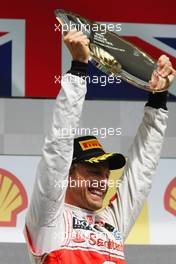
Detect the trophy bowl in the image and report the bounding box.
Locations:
[55,9,166,92]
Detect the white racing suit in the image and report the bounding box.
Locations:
[24,74,168,264]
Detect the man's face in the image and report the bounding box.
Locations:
[65,161,110,211]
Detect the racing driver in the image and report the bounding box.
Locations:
[24,30,176,264]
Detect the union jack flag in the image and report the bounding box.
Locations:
[0,2,176,100]
[86,23,176,100]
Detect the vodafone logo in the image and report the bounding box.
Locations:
[0,168,28,226]
[164,177,176,216]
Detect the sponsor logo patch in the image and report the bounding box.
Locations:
[164,177,176,216]
[73,217,93,230]
[79,139,102,151]
[0,168,28,227]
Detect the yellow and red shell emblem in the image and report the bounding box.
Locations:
[164,177,176,217]
[0,168,28,226]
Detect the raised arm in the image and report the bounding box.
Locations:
[101,55,175,240]
[25,30,90,229]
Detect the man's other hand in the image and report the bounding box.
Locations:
[149,55,176,92]
[64,30,90,63]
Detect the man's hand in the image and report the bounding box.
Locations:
[149,55,176,92]
[64,30,90,63]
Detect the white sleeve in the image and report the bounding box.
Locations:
[100,106,168,240]
[25,74,87,228]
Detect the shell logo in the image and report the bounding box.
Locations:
[164,177,176,217]
[0,168,28,227]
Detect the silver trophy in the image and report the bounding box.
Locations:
[55,9,168,92]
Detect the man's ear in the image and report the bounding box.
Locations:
[69,163,76,177]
